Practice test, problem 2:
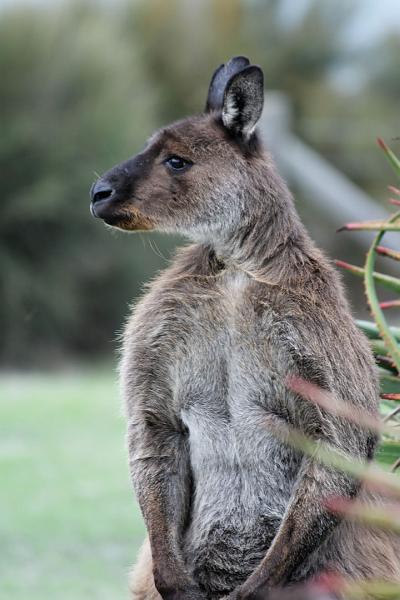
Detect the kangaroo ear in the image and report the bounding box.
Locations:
[205,56,250,112]
[222,65,264,139]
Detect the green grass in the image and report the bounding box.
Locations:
[2,371,399,599]
[0,370,145,600]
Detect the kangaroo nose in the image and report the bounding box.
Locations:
[90,179,115,204]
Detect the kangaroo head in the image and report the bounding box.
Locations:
[90,57,265,243]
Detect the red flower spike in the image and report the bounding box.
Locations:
[311,571,346,594]
[335,260,349,268]
[389,185,400,196]
[381,393,400,401]
[343,223,359,231]
[377,137,388,151]
[338,222,372,231]
[338,219,400,232]
[324,496,353,514]
[334,260,363,275]
[380,300,400,310]
[376,245,400,261]
[376,246,389,255]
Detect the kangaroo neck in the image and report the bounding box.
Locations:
[212,187,314,287]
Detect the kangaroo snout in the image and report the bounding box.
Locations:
[90,153,157,231]
[90,165,155,231]
[90,179,116,218]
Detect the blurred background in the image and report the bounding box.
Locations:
[1,0,399,598]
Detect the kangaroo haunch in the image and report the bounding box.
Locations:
[90,57,400,600]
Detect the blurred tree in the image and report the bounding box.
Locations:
[0,2,173,365]
[368,32,400,102]
[0,0,399,365]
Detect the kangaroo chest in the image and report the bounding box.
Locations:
[178,272,289,452]
[173,273,301,593]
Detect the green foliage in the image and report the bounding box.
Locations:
[340,141,400,454]
[286,144,400,599]
[338,142,400,414]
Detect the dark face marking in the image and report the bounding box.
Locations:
[90,114,262,237]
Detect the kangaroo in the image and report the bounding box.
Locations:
[90,57,399,599]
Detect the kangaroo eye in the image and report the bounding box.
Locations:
[164,156,192,172]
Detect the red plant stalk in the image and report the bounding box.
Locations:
[380,300,400,309]
[381,393,400,401]
[376,246,400,261]
[388,185,400,196]
[286,375,385,433]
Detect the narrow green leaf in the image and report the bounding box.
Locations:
[378,138,400,178]
[364,210,400,372]
[267,425,400,497]
[344,579,400,599]
[336,261,400,293]
[379,372,400,395]
[357,320,400,342]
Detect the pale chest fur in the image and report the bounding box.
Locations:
[161,271,301,593]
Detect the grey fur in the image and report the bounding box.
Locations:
[90,57,400,600]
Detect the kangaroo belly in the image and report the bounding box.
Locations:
[181,410,301,595]
[175,282,302,595]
